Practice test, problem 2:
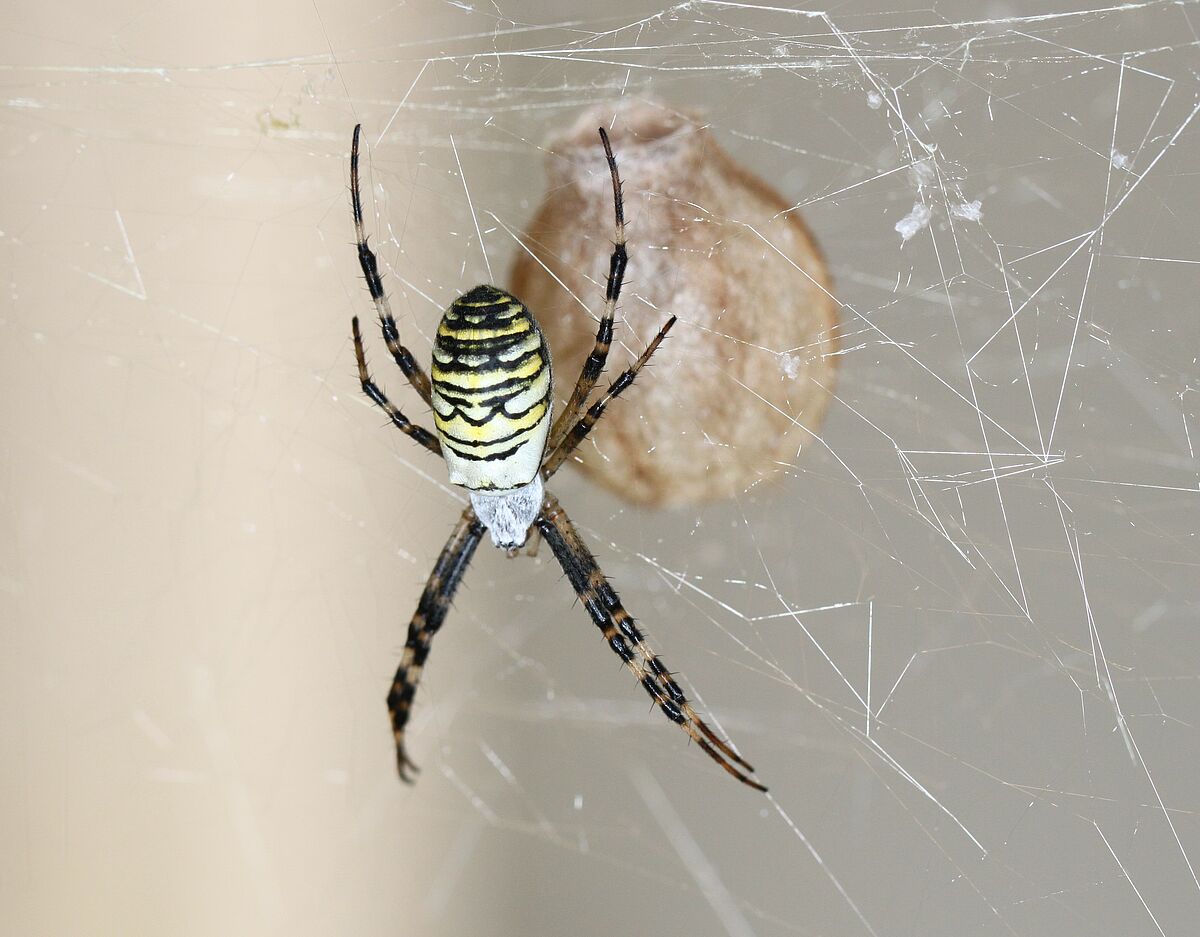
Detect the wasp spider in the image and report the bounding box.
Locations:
[349,124,765,792]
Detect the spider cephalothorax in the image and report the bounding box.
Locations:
[349,123,765,791]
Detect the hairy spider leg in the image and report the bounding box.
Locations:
[536,495,766,792]
[352,317,442,457]
[386,507,486,781]
[351,123,433,408]
[541,314,676,479]
[545,126,627,454]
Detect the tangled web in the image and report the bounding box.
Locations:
[9,0,1200,934]
[323,4,1200,933]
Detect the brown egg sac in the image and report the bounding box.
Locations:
[510,101,838,508]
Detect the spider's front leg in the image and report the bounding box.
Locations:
[535,494,766,791]
[386,506,485,780]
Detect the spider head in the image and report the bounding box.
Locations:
[469,473,544,551]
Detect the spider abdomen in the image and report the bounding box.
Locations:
[430,285,553,491]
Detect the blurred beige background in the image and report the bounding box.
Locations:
[4,1,1200,935]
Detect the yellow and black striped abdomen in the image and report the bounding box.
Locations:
[431,285,553,491]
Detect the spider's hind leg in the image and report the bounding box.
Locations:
[541,314,676,479]
[352,317,442,458]
[545,126,628,456]
[350,124,434,408]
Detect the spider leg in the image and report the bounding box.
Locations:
[541,314,676,480]
[535,494,766,792]
[387,506,486,781]
[522,525,543,559]
[350,124,433,408]
[353,317,442,458]
[545,127,627,455]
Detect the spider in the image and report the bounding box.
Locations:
[348,123,766,792]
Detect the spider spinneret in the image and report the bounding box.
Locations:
[348,122,766,792]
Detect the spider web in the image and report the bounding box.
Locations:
[4,1,1200,935]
